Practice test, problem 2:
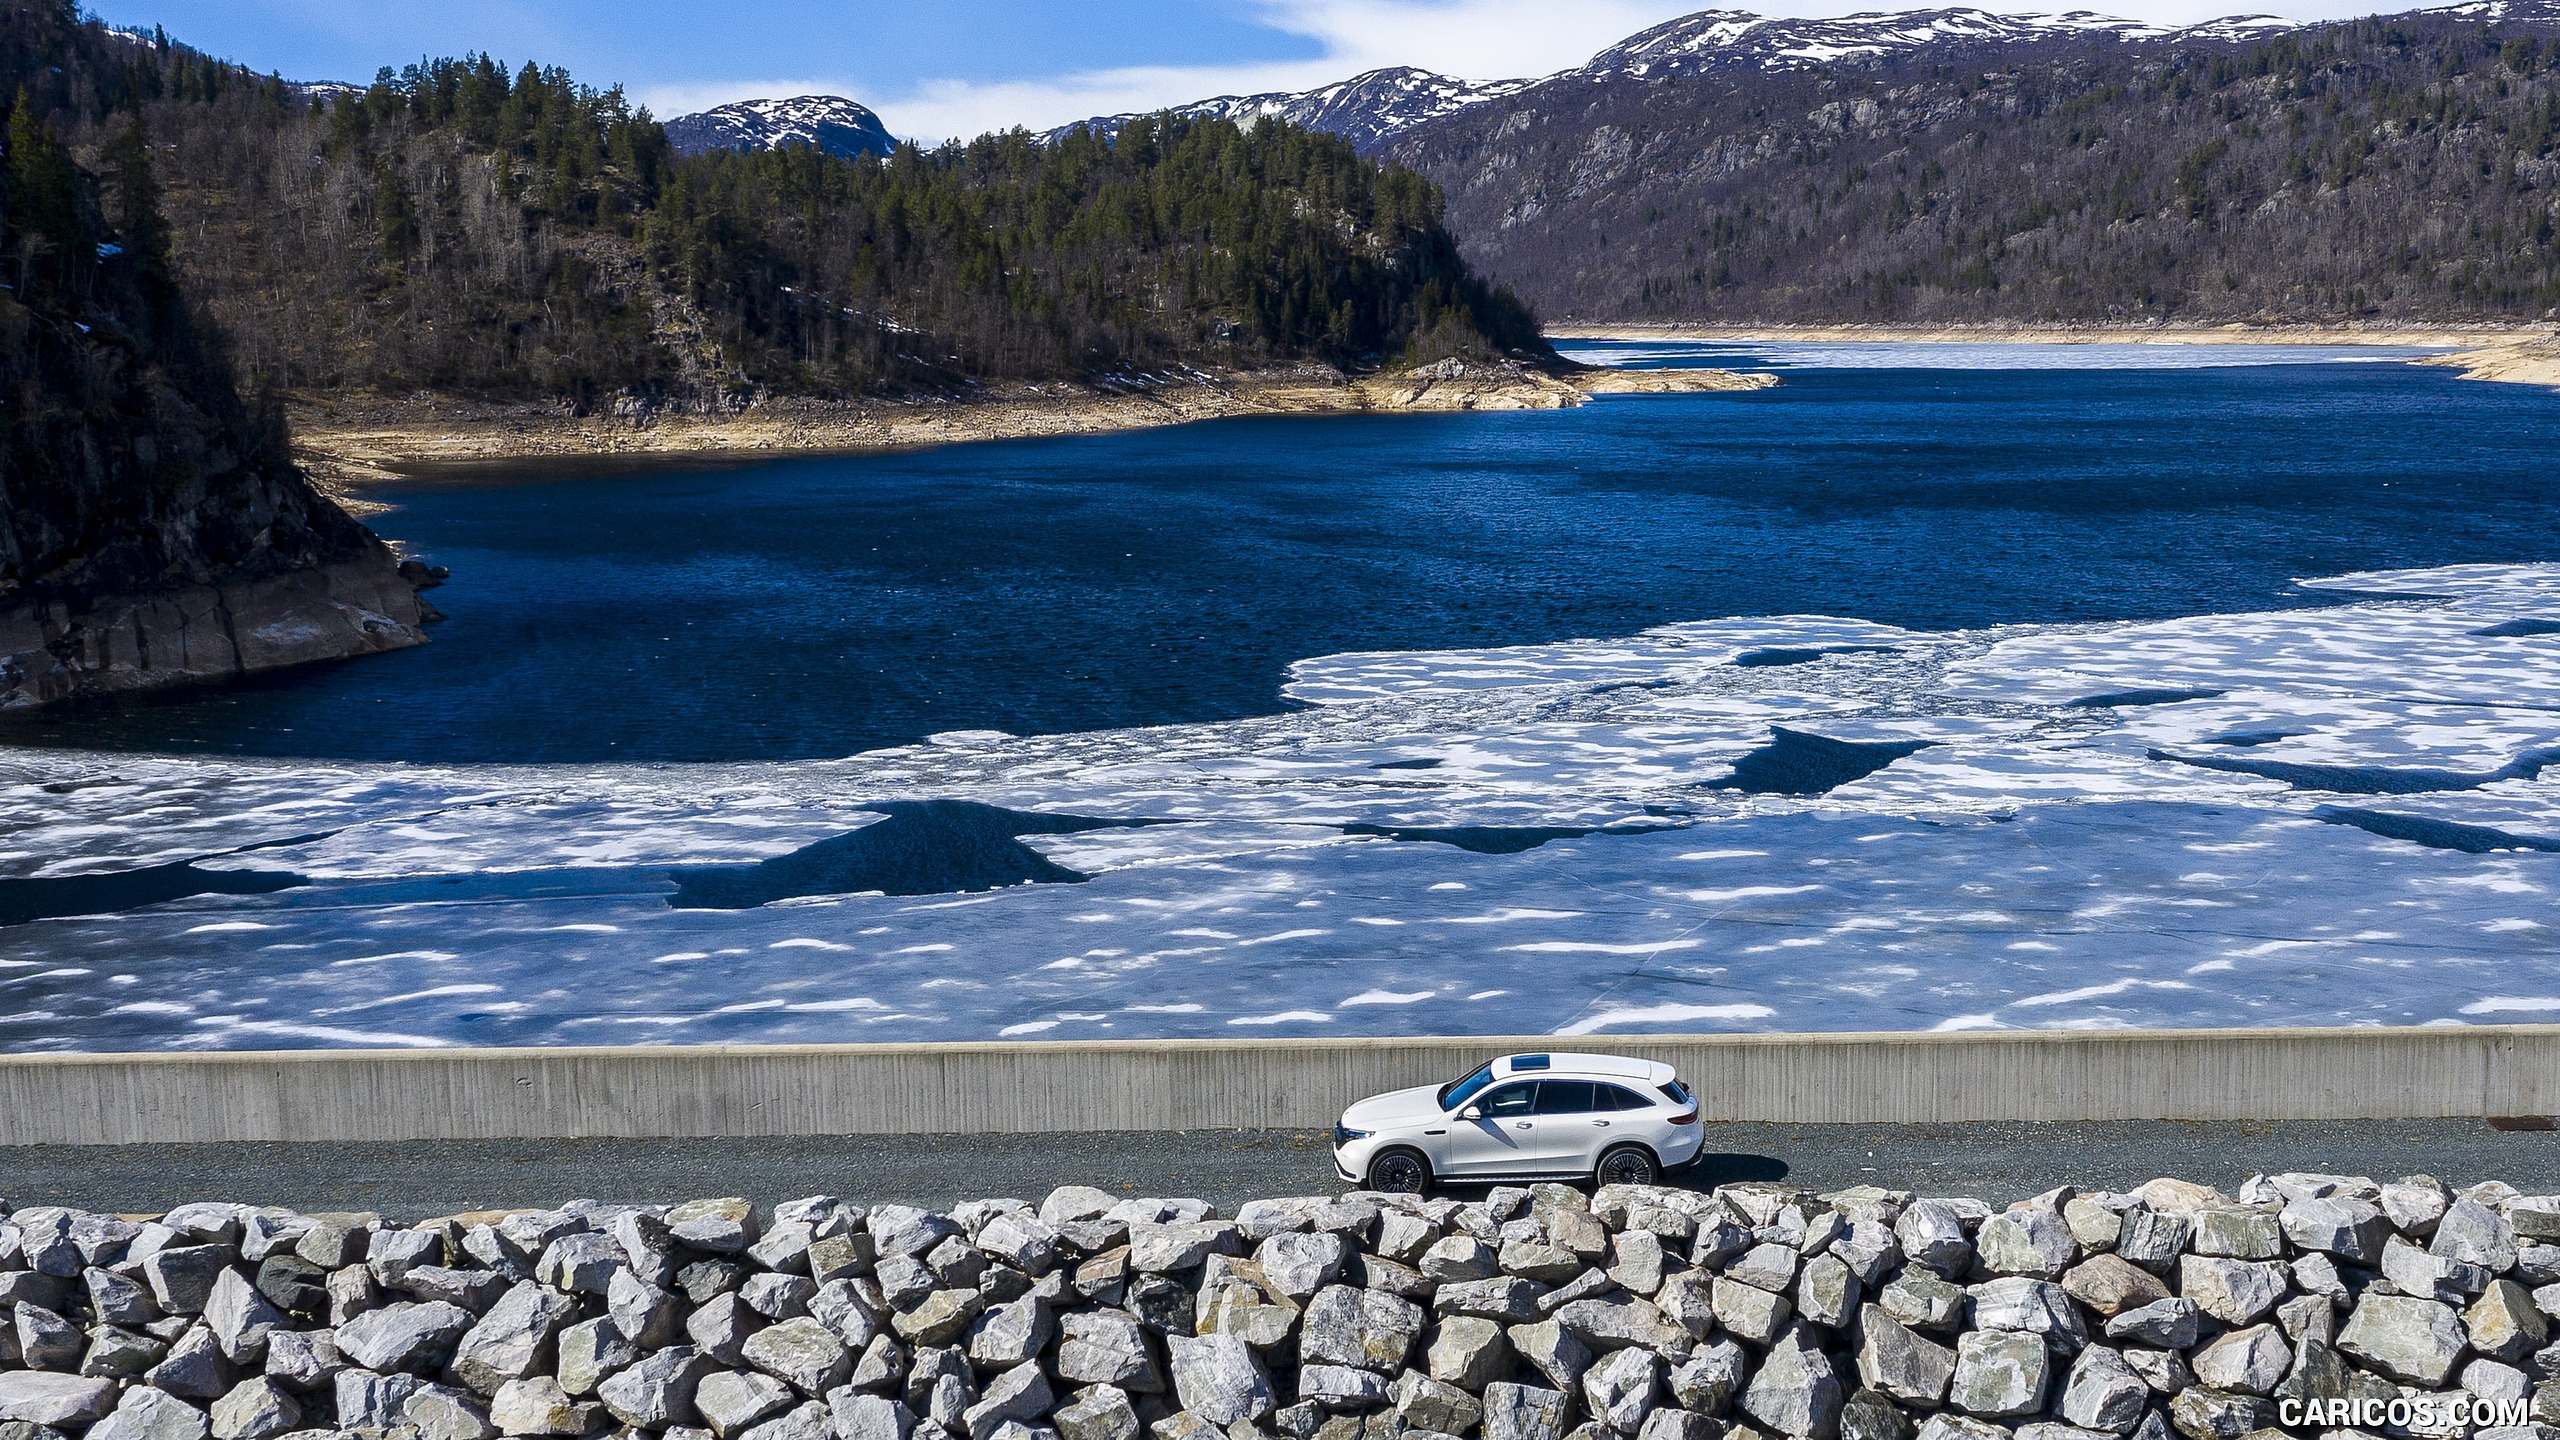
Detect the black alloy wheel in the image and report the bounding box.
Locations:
[1596,1144,1660,1187]
[1367,1147,1431,1195]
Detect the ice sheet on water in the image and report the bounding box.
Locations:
[1,563,2557,1048]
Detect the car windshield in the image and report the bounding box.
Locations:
[1438,1061,1497,1111]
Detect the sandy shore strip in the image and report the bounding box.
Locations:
[293,361,1772,512]
[1545,320,2542,346]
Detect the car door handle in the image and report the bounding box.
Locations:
[1514,1121,1533,1130]
[1593,1120,1610,1127]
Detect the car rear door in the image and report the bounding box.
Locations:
[1531,1079,1607,1172]
[1439,1081,1541,1177]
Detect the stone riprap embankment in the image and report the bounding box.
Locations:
[0,1173,2555,1440]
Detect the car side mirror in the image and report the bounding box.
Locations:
[1460,1106,1483,1121]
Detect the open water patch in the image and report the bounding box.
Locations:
[1342,823,1604,855]
[0,861,306,925]
[2314,806,2560,855]
[1732,646,1902,669]
[669,801,1163,907]
[2067,687,2227,709]
[2153,745,2560,795]
[1711,727,1935,796]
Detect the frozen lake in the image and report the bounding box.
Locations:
[2,343,2554,1049]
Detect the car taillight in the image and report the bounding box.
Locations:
[1670,1108,1699,1126]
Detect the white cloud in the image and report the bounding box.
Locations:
[639,0,2421,143]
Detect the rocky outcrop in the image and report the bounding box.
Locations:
[0,1170,2551,1440]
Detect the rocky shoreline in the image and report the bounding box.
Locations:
[0,1170,2550,1440]
[288,362,1776,505]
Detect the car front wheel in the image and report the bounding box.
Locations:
[1367,1146,1432,1195]
[1595,1143,1660,1187]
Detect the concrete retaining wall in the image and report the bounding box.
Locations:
[2,1025,2553,1146]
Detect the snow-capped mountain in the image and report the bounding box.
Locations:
[662,96,897,160]
[1044,2,2551,154]
[1579,7,2290,79]
[1045,67,1534,152]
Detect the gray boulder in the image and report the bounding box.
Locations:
[1894,1203,1973,1278]
[695,1370,795,1438]
[2113,1212,2190,1274]
[2104,1298,2200,1350]
[1392,1372,1482,1436]
[2338,1293,2468,1386]
[143,1250,234,1318]
[489,1377,582,1437]
[556,1317,641,1397]
[1978,1209,2077,1280]
[961,1364,1053,1440]
[1481,1383,1570,1440]
[2435,1199,2521,1275]
[337,1300,474,1374]
[1880,1272,1966,1333]
[2188,1325,2289,1396]
[831,1393,918,1440]
[1056,1312,1157,1391]
[334,1370,423,1431]
[2165,1387,2274,1440]
[1949,1331,2047,1418]
[2175,1258,2286,1327]
[1710,1278,1793,1346]
[2279,1197,2387,1263]
[1581,1348,1660,1434]
[207,1381,295,1440]
[598,1345,712,1430]
[1855,1307,1956,1406]
[2059,1347,2148,1434]
[1505,1319,1593,1394]
[452,1284,579,1394]
[1427,1317,1510,1390]
[1052,1386,1137,1440]
[405,1383,499,1440]
[1741,1327,1844,1440]
[93,1388,212,1440]
[1301,1287,1425,1371]
[746,1318,853,1396]
[1296,1365,1387,1412]
[1164,1335,1272,1426]
[1255,1235,1347,1301]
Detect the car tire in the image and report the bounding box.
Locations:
[1366,1146,1432,1196]
[1595,1143,1660,1187]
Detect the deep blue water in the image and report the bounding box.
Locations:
[14,343,2560,764]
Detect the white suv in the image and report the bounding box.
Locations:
[1331,1051,1705,1193]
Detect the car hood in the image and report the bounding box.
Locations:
[1341,1084,1449,1131]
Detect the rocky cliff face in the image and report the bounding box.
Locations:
[1,5,433,710]
[0,265,434,712]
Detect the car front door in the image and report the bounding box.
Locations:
[1439,1081,1542,1177]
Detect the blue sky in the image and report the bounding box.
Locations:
[91,0,2390,142]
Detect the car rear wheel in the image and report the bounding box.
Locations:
[1367,1146,1432,1195]
[1595,1143,1660,1187]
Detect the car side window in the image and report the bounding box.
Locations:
[1598,1084,1649,1111]
[1477,1082,1539,1118]
[1534,1080,1598,1114]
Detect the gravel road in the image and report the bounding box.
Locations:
[6,1117,2555,1217]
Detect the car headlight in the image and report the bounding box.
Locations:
[1333,1123,1373,1147]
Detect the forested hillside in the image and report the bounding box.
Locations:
[43,32,1542,413]
[0,0,429,708]
[1384,5,2560,323]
